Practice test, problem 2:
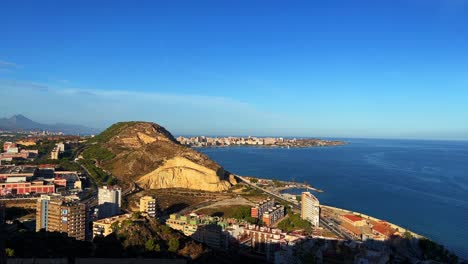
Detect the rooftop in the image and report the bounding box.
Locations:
[0,165,37,175]
[100,185,121,191]
[94,214,131,225]
[342,214,364,222]
[54,171,80,181]
[372,222,394,236]
[302,191,319,204]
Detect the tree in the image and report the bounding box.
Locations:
[5,248,15,257]
[168,238,179,253]
[145,239,156,251]
[403,231,413,239]
[250,178,258,183]
[154,244,161,252]
[278,213,312,233]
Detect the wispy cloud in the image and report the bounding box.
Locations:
[0,79,300,136]
[0,79,48,91]
[0,60,20,71]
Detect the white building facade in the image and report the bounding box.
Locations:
[97,186,122,218]
[301,191,320,227]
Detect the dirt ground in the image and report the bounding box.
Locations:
[125,188,235,215]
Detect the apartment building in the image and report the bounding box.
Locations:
[97,185,121,218]
[36,195,86,240]
[251,198,275,218]
[301,192,320,227]
[262,205,285,227]
[92,214,131,238]
[139,195,156,217]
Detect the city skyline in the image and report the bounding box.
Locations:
[1,0,467,140]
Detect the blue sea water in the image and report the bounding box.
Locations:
[199,139,468,259]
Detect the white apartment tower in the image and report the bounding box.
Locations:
[301,191,320,227]
[98,186,122,218]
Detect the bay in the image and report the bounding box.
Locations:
[199,138,468,259]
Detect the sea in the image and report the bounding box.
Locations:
[198,138,468,259]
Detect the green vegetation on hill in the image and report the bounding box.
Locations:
[277,213,312,233]
[79,159,116,186]
[81,122,139,162]
[82,144,115,161]
[88,122,139,144]
[79,124,137,185]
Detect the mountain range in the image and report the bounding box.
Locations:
[0,114,100,135]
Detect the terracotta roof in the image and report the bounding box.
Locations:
[373,222,393,236]
[342,214,363,222]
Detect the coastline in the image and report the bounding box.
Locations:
[190,143,347,149]
[241,175,424,241]
[320,204,424,239]
[199,141,467,259]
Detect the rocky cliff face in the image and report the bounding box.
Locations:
[136,157,233,191]
[86,122,236,192]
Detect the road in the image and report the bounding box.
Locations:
[73,145,100,208]
[0,197,39,201]
[235,175,300,208]
[320,216,355,240]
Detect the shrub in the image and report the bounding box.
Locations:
[278,213,312,233]
[168,238,179,253]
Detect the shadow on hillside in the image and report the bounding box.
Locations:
[164,203,189,215]
[189,224,460,264]
[0,220,461,264]
[210,212,224,217]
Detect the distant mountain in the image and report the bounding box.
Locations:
[0,114,100,135]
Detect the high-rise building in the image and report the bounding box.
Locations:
[36,195,86,240]
[97,186,121,218]
[301,192,320,227]
[139,196,156,217]
[36,195,52,231]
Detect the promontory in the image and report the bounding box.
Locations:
[81,122,237,192]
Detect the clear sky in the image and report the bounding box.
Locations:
[1,0,467,139]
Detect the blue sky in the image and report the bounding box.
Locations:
[1,0,467,139]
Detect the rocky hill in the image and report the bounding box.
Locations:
[82,122,236,192]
